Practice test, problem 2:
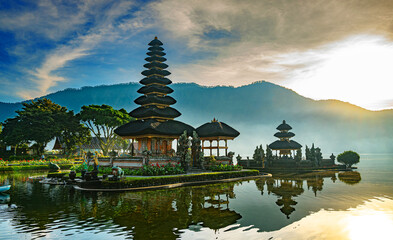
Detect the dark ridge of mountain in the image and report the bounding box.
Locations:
[1,81,392,155]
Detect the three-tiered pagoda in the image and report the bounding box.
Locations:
[269,120,302,157]
[115,37,194,156]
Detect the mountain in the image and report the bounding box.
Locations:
[1,81,392,156]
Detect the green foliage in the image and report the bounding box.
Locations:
[61,111,92,156]
[253,145,265,162]
[177,130,190,170]
[127,163,185,176]
[265,145,273,166]
[337,150,360,168]
[99,170,259,189]
[0,98,87,156]
[191,131,203,167]
[78,104,132,155]
[295,149,302,162]
[209,164,243,171]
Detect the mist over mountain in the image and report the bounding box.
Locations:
[1,81,392,156]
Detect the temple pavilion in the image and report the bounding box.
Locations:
[269,120,302,157]
[196,118,240,157]
[115,37,194,156]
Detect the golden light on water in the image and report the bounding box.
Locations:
[347,212,393,240]
[180,197,393,240]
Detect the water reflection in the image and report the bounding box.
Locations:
[255,171,362,219]
[0,169,376,240]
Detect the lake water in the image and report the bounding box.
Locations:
[0,154,392,240]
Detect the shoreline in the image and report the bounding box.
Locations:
[74,173,271,192]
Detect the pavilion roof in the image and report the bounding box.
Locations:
[196,120,240,138]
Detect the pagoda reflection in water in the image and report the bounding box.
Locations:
[255,171,361,219]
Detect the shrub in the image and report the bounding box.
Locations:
[209,164,243,171]
[337,151,360,168]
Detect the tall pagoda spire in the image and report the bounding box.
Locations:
[115,37,194,156]
[130,37,180,121]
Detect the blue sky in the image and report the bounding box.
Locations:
[1,0,393,110]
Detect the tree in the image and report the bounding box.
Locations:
[315,147,322,166]
[191,131,203,168]
[253,145,265,166]
[337,150,360,168]
[78,104,131,156]
[305,145,310,160]
[177,130,190,171]
[266,144,273,166]
[61,111,91,156]
[0,98,70,155]
[295,149,302,162]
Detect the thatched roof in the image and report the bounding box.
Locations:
[274,132,295,138]
[139,77,172,86]
[137,85,173,95]
[269,140,302,150]
[277,120,292,131]
[134,95,176,106]
[143,62,168,69]
[148,37,163,46]
[129,106,181,119]
[196,120,240,138]
[114,119,195,137]
[141,68,171,77]
[144,55,167,62]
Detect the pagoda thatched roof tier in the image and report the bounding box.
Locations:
[196,121,240,139]
[140,77,172,85]
[269,140,302,150]
[137,85,173,95]
[274,132,295,138]
[148,46,164,51]
[129,106,181,119]
[134,95,176,106]
[147,51,166,57]
[114,119,194,137]
[142,68,171,77]
[277,120,292,131]
[148,38,163,46]
[143,62,168,69]
[145,56,167,62]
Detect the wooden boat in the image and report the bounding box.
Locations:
[0,185,11,193]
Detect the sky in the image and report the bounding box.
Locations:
[1,0,393,110]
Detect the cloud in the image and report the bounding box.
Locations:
[148,0,393,109]
[7,0,143,99]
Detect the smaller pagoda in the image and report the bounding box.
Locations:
[269,120,302,158]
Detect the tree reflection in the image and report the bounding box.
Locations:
[6,175,243,240]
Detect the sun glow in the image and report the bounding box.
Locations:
[285,35,393,110]
[347,212,393,240]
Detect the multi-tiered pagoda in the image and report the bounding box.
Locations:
[115,37,194,156]
[269,120,302,157]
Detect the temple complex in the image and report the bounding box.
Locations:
[269,120,302,158]
[115,37,194,156]
[196,118,240,157]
